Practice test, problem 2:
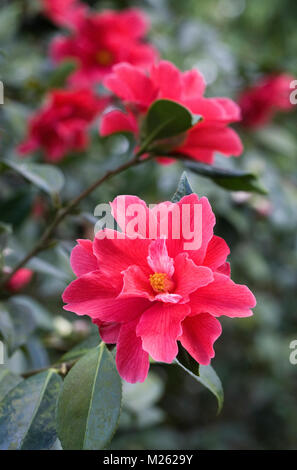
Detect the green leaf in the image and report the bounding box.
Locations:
[57,344,122,450]
[0,369,62,450]
[175,351,224,414]
[0,223,12,269]
[186,161,267,194]
[0,368,23,402]
[0,223,12,251]
[143,99,200,142]
[47,61,77,89]
[27,257,70,281]
[197,365,224,414]
[171,171,193,202]
[9,296,53,332]
[176,342,199,376]
[0,300,36,355]
[1,159,64,197]
[256,125,297,157]
[58,333,101,363]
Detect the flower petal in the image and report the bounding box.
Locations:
[147,238,175,277]
[100,109,138,137]
[116,319,150,383]
[63,270,149,322]
[181,69,206,98]
[151,60,182,100]
[202,235,230,271]
[183,126,243,157]
[179,313,222,365]
[110,195,157,238]
[93,229,151,288]
[136,303,190,362]
[93,320,121,344]
[70,239,98,276]
[173,253,213,299]
[120,265,153,300]
[165,194,216,267]
[190,272,256,318]
[104,63,157,108]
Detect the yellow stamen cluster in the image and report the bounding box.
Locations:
[96,50,113,66]
[149,272,173,293]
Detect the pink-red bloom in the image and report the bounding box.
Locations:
[100,61,243,165]
[6,268,33,292]
[40,0,86,28]
[63,194,256,383]
[51,8,158,87]
[18,89,107,162]
[239,74,294,128]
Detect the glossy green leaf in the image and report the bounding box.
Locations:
[0,222,11,251]
[59,333,101,363]
[186,161,267,194]
[171,171,193,202]
[143,99,200,142]
[0,368,23,402]
[175,350,224,414]
[0,300,36,355]
[10,296,53,332]
[1,159,64,196]
[47,61,77,89]
[57,344,122,450]
[197,365,224,414]
[27,257,70,281]
[0,369,62,450]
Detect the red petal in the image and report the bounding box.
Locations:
[136,303,190,363]
[116,319,150,383]
[190,272,256,318]
[180,313,222,365]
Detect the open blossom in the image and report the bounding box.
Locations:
[40,0,87,28]
[6,268,33,292]
[100,61,243,165]
[239,74,294,128]
[63,194,256,383]
[51,8,158,87]
[18,89,107,162]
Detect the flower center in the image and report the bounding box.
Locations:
[149,272,174,293]
[95,49,113,66]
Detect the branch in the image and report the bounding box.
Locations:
[22,359,78,379]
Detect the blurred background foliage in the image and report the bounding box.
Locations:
[0,0,297,450]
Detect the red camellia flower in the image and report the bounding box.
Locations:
[238,74,294,128]
[40,0,86,28]
[51,8,158,87]
[62,194,256,383]
[100,61,243,165]
[6,268,33,292]
[18,89,107,162]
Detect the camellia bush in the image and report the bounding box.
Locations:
[0,0,296,451]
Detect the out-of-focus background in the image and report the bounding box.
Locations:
[0,0,297,450]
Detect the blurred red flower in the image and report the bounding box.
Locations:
[239,74,294,128]
[63,194,256,383]
[100,61,243,165]
[40,0,87,28]
[6,268,33,292]
[51,8,158,87]
[18,89,107,162]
